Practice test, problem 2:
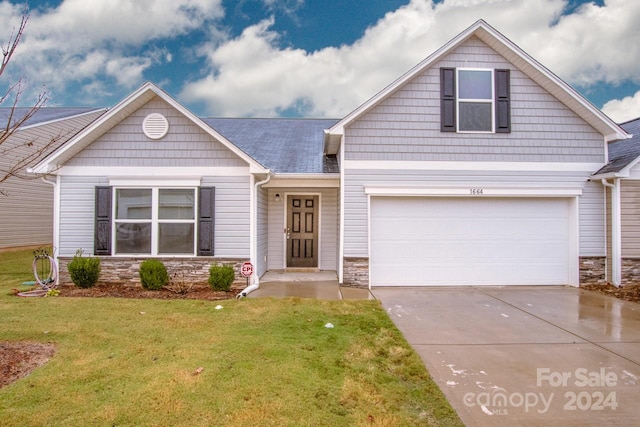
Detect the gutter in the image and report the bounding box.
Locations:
[238,171,272,298]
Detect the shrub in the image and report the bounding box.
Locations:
[68,250,101,288]
[208,264,235,291]
[139,259,169,290]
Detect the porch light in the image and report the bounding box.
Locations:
[275,193,281,202]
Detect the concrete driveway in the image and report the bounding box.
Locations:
[373,286,640,427]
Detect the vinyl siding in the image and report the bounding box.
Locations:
[267,188,338,270]
[0,111,104,249]
[606,187,612,279]
[66,97,246,168]
[256,186,268,276]
[621,180,640,258]
[344,37,604,163]
[58,176,250,258]
[344,169,599,257]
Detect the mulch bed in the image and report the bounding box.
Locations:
[581,282,640,303]
[54,283,241,300]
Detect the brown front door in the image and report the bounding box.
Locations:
[286,196,319,268]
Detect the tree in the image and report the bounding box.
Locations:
[0,3,50,192]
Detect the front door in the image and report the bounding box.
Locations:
[286,196,319,268]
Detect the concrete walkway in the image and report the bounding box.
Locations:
[373,286,640,427]
[247,270,373,300]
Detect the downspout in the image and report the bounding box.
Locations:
[601,179,621,286]
[41,176,60,276]
[238,171,272,298]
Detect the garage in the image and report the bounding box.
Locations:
[370,197,571,286]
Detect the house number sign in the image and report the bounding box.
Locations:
[470,188,484,195]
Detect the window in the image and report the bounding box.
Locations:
[440,67,511,133]
[457,69,493,132]
[114,188,196,255]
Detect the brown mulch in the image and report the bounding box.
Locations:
[581,282,640,303]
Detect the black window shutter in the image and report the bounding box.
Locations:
[495,69,511,133]
[198,187,215,256]
[94,186,112,255]
[440,68,456,132]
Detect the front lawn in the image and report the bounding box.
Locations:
[0,249,462,426]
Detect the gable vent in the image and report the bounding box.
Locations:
[142,113,169,139]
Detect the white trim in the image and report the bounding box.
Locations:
[456,68,495,134]
[282,192,322,269]
[344,160,604,172]
[365,187,582,197]
[569,197,580,287]
[338,137,345,283]
[366,193,372,290]
[58,166,250,177]
[109,178,201,187]
[602,179,622,286]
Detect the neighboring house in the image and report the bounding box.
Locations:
[592,117,640,286]
[31,20,632,289]
[0,107,106,250]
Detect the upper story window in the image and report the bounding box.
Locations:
[457,69,493,132]
[440,67,511,134]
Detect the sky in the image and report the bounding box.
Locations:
[1,0,640,123]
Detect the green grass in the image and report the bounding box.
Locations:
[0,249,462,426]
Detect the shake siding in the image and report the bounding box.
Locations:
[344,37,603,163]
[66,98,245,167]
[256,186,268,276]
[59,176,108,256]
[0,111,104,249]
[267,188,338,270]
[621,181,640,257]
[201,176,250,258]
[344,169,598,257]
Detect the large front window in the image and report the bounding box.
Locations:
[114,188,196,255]
[457,69,494,132]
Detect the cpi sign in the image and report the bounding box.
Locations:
[241,262,254,277]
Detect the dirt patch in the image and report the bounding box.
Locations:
[582,283,640,303]
[0,342,56,389]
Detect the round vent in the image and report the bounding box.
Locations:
[142,113,169,139]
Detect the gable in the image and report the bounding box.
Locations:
[65,97,247,168]
[343,36,606,164]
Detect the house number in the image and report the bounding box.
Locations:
[470,188,484,195]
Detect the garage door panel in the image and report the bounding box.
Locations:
[370,197,570,286]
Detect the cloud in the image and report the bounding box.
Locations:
[2,0,224,101]
[602,91,640,123]
[181,0,640,118]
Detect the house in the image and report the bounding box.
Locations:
[30,20,632,289]
[592,117,640,286]
[0,107,106,250]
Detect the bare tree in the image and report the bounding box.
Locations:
[0,3,51,190]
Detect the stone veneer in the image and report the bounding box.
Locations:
[622,258,640,284]
[58,257,248,288]
[579,257,606,286]
[342,257,369,288]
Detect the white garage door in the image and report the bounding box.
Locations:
[370,197,570,286]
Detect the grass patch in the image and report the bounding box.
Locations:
[0,249,462,426]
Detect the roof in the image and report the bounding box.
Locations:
[203,118,339,174]
[325,19,630,154]
[593,118,640,176]
[0,107,105,129]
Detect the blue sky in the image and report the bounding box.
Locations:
[1,0,640,122]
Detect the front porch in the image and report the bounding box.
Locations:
[248,270,373,300]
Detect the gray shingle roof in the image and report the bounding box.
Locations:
[594,118,640,175]
[0,107,102,129]
[202,117,339,174]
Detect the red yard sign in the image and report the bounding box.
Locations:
[241,262,254,277]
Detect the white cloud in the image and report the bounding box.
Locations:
[602,91,640,123]
[2,0,224,100]
[181,0,640,117]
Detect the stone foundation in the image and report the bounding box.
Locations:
[58,256,248,288]
[622,258,640,285]
[579,257,606,286]
[342,257,369,288]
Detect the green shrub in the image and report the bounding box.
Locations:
[208,264,235,291]
[68,250,101,288]
[139,259,169,290]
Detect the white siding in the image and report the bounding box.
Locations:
[579,180,605,256]
[267,187,338,270]
[256,186,268,276]
[344,37,604,163]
